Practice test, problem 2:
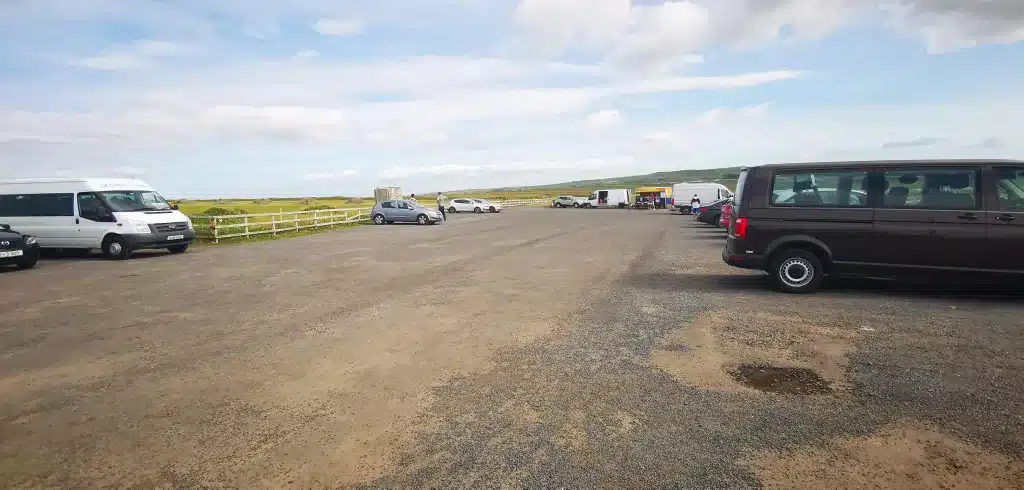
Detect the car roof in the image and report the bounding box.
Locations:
[752,159,1024,170]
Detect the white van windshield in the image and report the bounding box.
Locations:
[98,190,172,212]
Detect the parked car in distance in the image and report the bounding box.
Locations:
[0,224,40,270]
[723,159,1024,293]
[720,203,732,228]
[672,183,733,214]
[696,198,732,227]
[471,199,503,213]
[372,200,444,225]
[552,196,587,208]
[447,198,498,213]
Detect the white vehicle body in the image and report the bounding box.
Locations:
[672,183,733,213]
[585,189,631,208]
[552,196,587,208]
[0,178,194,256]
[447,198,498,213]
[472,199,503,213]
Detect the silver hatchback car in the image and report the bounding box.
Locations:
[371,200,444,225]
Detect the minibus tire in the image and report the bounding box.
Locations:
[101,235,132,260]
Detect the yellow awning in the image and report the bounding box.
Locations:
[634,186,672,197]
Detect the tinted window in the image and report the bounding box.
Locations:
[732,169,749,214]
[0,193,74,217]
[995,167,1024,211]
[882,168,978,210]
[398,202,412,209]
[770,170,868,207]
[381,201,394,209]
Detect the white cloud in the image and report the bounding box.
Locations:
[303,170,358,181]
[513,0,1024,66]
[295,50,320,59]
[699,102,772,125]
[71,39,193,71]
[586,109,621,129]
[313,18,363,37]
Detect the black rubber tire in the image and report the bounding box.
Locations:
[770,249,824,294]
[474,207,482,213]
[168,244,189,254]
[573,203,580,208]
[17,257,38,269]
[417,214,429,225]
[716,215,723,228]
[101,235,132,260]
[583,203,592,209]
[489,206,496,213]
[449,206,457,214]
[373,214,386,225]
[555,203,563,208]
[681,206,692,215]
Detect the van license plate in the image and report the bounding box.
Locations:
[0,250,24,258]
[167,235,185,240]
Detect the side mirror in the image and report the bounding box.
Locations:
[0,224,9,231]
[172,204,180,210]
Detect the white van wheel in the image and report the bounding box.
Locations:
[101,235,131,260]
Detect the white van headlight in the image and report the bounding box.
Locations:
[134,224,152,234]
[186,219,193,230]
[24,236,37,246]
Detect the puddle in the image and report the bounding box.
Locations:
[727,364,832,395]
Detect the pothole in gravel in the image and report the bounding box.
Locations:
[727,364,832,395]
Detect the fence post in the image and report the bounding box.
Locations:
[295,212,299,231]
[244,215,249,235]
[314,211,319,227]
[213,217,219,243]
[344,209,349,222]
[271,214,277,235]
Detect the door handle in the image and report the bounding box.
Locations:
[957,213,979,221]
[75,218,80,224]
[996,214,1016,222]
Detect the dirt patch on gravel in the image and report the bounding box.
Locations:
[748,423,1024,489]
[651,310,860,393]
[727,364,832,395]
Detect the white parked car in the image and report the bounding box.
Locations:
[552,196,587,208]
[472,199,503,213]
[447,198,503,213]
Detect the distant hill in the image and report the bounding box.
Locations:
[532,166,743,189]
[455,167,744,194]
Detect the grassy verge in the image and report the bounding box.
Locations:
[193,221,368,245]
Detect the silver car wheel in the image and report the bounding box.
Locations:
[779,257,814,288]
[108,241,122,256]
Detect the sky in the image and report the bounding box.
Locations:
[0,1,1022,198]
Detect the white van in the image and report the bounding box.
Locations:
[0,178,194,259]
[671,183,733,214]
[585,189,631,208]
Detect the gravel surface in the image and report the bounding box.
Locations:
[0,209,1021,488]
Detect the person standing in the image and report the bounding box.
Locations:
[690,194,701,217]
[437,192,447,220]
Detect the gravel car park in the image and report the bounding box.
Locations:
[1,209,1020,488]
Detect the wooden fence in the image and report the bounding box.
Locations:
[192,198,553,242]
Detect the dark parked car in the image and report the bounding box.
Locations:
[695,198,732,227]
[0,224,40,270]
[723,159,1024,293]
